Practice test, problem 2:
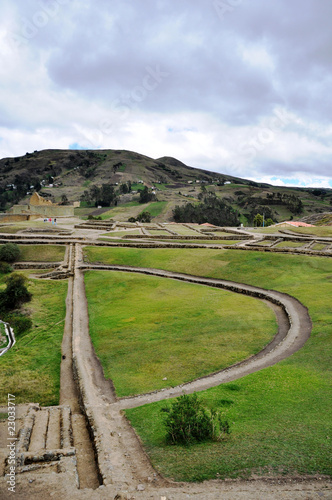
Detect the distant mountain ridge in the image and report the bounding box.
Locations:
[0,148,331,224]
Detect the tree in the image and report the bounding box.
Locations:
[139,186,155,204]
[173,193,239,226]
[137,211,151,223]
[0,273,32,311]
[60,194,69,205]
[161,393,230,446]
[0,243,21,263]
[253,214,264,227]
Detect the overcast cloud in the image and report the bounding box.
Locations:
[0,0,331,187]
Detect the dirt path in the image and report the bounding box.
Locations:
[79,262,312,410]
[1,239,330,499]
[67,246,331,500]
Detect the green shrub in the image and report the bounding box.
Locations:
[0,273,32,311]
[137,211,151,223]
[161,393,230,446]
[87,215,102,221]
[0,243,21,263]
[0,262,12,274]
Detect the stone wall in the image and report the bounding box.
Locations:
[0,214,39,223]
[28,204,74,217]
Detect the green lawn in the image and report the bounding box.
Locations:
[84,271,276,397]
[253,240,274,246]
[275,241,305,249]
[103,229,142,237]
[312,243,328,251]
[0,277,67,406]
[85,246,332,480]
[18,245,65,262]
[99,201,147,220]
[170,225,202,236]
[146,230,172,236]
[285,226,332,237]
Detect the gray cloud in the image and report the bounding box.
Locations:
[0,0,331,186]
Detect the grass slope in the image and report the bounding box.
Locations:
[0,276,67,406]
[85,246,332,480]
[18,244,65,262]
[84,271,276,397]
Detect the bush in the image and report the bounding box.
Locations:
[137,211,151,223]
[0,262,12,274]
[161,393,230,446]
[0,273,32,311]
[0,243,21,263]
[87,215,102,221]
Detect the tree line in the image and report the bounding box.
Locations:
[173,193,240,226]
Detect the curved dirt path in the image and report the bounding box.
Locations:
[80,262,312,410]
[1,240,330,499]
[72,245,315,492]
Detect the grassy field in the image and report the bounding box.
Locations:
[85,246,332,480]
[103,229,142,237]
[312,243,329,251]
[146,201,168,218]
[146,230,171,236]
[253,240,274,246]
[284,226,332,237]
[99,201,148,220]
[0,221,58,234]
[18,245,65,262]
[84,271,276,397]
[0,225,24,234]
[0,275,67,406]
[169,225,202,236]
[275,241,305,249]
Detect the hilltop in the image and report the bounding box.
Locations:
[0,149,331,224]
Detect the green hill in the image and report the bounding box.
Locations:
[0,149,331,224]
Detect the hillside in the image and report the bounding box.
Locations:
[0,148,331,224]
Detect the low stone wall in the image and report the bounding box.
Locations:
[13,262,60,270]
[0,214,39,223]
[122,234,251,240]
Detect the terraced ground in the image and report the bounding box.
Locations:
[0,219,331,499]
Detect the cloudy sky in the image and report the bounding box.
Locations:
[1,0,332,187]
